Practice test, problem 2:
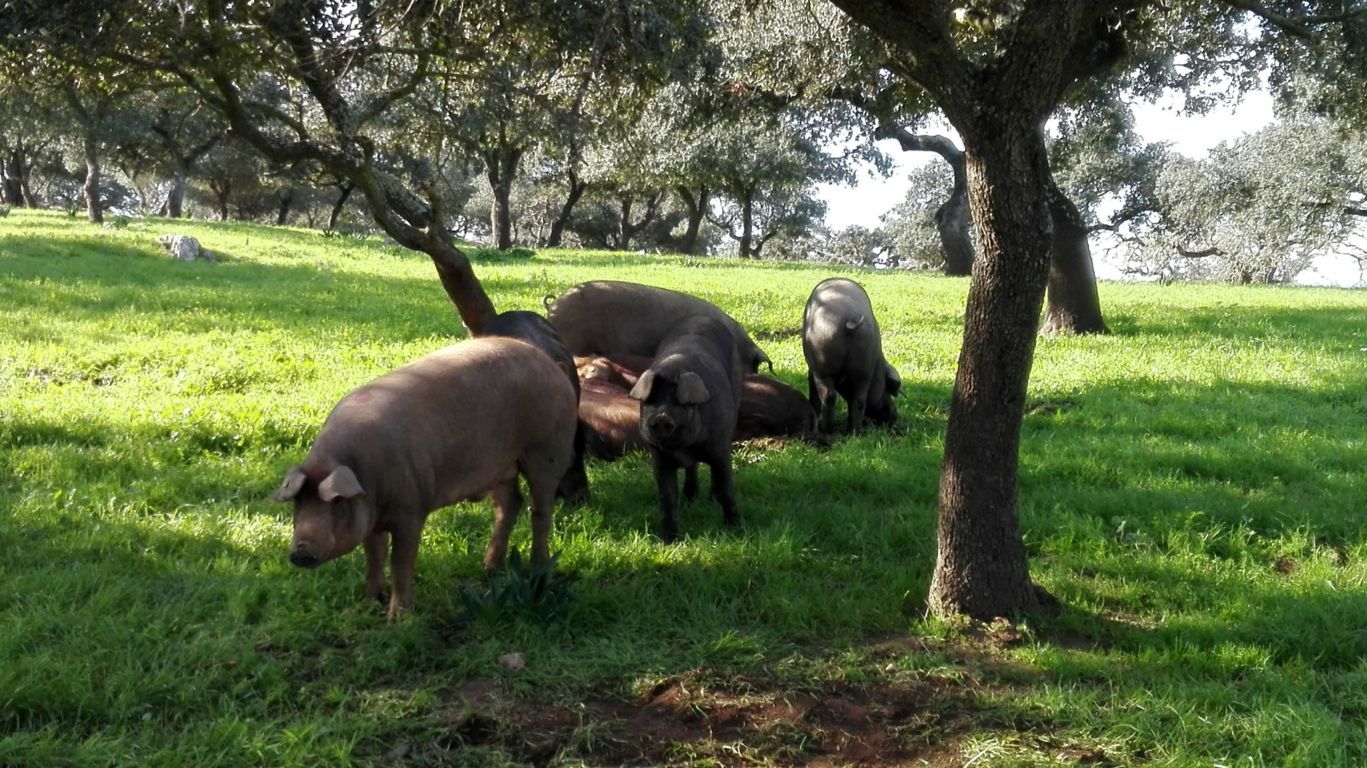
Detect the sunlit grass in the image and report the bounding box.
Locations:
[1,208,1364,765]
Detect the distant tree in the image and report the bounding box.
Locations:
[1137,112,1365,283]
[880,162,961,270]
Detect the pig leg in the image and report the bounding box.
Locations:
[848,385,869,433]
[484,478,524,572]
[682,463,699,502]
[528,474,557,567]
[387,523,423,620]
[362,531,389,605]
[812,376,839,434]
[651,451,682,543]
[555,423,591,506]
[707,451,740,528]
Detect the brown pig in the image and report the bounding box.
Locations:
[482,310,590,505]
[577,377,649,459]
[547,280,772,373]
[274,337,578,619]
[629,316,742,542]
[736,375,818,441]
[802,277,901,433]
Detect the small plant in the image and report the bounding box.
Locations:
[0,205,10,218]
[468,245,534,262]
[458,548,577,629]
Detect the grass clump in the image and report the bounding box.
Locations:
[1,208,1365,766]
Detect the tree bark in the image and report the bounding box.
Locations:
[328,182,354,231]
[927,121,1053,621]
[484,147,524,250]
[739,190,755,258]
[617,191,660,251]
[276,187,294,226]
[82,131,103,224]
[163,166,188,218]
[937,180,974,276]
[3,149,27,206]
[546,171,587,248]
[676,185,710,255]
[1040,175,1109,335]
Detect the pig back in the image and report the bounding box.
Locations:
[548,280,770,372]
[313,337,577,510]
[803,278,883,372]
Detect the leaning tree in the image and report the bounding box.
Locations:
[820,0,1363,619]
[3,0,705,333]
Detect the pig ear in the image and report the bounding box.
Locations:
[318,466,365,502]
[628,369,657,401]
[675,372,711,405]
[273,467,308,502]
[885,364,902,397]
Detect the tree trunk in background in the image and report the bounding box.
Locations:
[617,192,659,251]
[882,130,976,276]
[546,172,587,247]
[676,185,710,255]
[82,132,102,224]
[937,180,974,276]
[163,167,188,218]
[3,150,26,206]
[328,182,354,231]
[739,191,755,258]
[484,147,524,251]
[1041,176,1109,335]
[927,119,1052,621]
[276,187,294,226]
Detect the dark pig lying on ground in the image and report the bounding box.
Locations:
[628,316,743,542]
[575,352,815,454]
[482,310,590,504]
[547,280,772,373]
[274,337,578,619]
[736,374,818,441]
[802,277,902,433]
[577,378,650,459]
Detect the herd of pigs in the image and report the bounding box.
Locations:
[277,277,902,618]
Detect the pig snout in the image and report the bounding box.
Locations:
[646,411,678,438]
[289,542,322,568]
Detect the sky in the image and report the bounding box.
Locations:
[815,91,1362,287]
[817,91,1277,233]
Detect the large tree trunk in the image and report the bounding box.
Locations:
[163,166,188,218]
[546,172,587,248]
[276,187,294,226]
[1041,176,1108,334]
[739,192,755,258]
[328,182,354,231]
[82,132,102,224]
[617,191,659,251]
[3,150,26,206]
[484,147,524,251]
[927,120,1052,621]
[937,182,974,276]
[676,185,710,255]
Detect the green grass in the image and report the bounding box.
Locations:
[1,208,1364,766]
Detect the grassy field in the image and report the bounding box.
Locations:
[1,208,1364,767]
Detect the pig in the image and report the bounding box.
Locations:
[482,310,590,505]
[577,377,650,459]
[576,353,815,448]
[547,280,772,373]
[628,316,743,542]
[802,277,902,434]
[736,375,818,441]
[274,337,578,619]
